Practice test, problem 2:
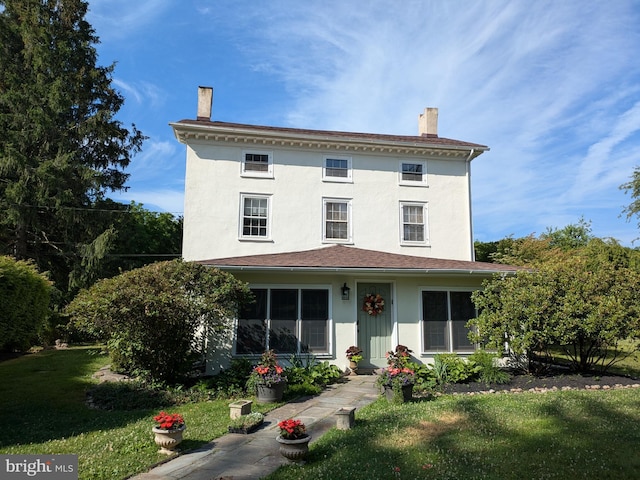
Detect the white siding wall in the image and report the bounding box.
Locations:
[183,142,473,262]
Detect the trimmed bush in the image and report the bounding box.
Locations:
[0,256,52,351]
[65,260,252,383]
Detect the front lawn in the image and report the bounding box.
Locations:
[0,347,269,479]
[3,347,639,480]
[266,389,640,480]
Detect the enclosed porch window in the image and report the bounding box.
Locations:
[236,287,330,355]
[422,290,477,353]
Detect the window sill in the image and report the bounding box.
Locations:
[322,178,353,184]
[240,173,274,179]
[399,182,429,187]
[322,240,354,245]
[238,238,274,243]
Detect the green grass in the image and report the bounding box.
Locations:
[548,340,640,377]
[3,347,639,480]
[0,347,271,480]
[266,390,640,480]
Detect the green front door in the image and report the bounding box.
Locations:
[357,283,392,368]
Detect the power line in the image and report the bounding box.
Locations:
[5,202,184,215]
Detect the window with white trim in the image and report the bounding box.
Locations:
[323,198,352,242]
[242,150,273,177]
[400,202,428,244]
[240,194,270,239]
[323,156,352,182]
[399,160,427,186]
[235,287,331,355]
[422,290,477,353]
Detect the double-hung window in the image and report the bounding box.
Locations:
[400,202,428,245]
[235,287,331,355]
[323,156,352,182]
[242,150,273,177]
[323,198,352,243]
[399,161,427,186]
[422,290,477,353]
[240,194,270,240]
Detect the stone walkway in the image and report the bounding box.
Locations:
[129,374,379,480]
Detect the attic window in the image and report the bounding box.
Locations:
[242,150,273,178]
[399,161,427,186]
[323,156,352,182]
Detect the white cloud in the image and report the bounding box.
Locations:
[86,0,171,40]
[113,79,165,108]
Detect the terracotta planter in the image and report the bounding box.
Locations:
[383,384,413,403]
[276,434,311,463]
[256,382,286,403]
[349,360,359,374]
[152,425,185,454]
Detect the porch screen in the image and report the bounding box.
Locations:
[422,290,477,353]
[269,289,298,354]
[301,289,329,353]
[236,287,330,355]
[422,291,449,351]
[236,289,267,354]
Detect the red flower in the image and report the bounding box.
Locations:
[153,411,184,430]
[277,418,306,439]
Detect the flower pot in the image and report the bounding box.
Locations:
[256,382,286,403]
[349,360,359,375]
[152,425,185,454]
[383,384,413,403]
[276,434,311,463]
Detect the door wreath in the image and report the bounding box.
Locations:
[362,293,385,316]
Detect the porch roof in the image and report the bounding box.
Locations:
[195,245,522,276]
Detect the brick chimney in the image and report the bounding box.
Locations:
[197,86,213,120]
[418,107,438,137]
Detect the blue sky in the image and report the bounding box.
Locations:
[86,0,640,246]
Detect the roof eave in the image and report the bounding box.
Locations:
[170,121,488,158]
[203,264,516,276]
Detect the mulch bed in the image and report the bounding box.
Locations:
[440,370,640,395]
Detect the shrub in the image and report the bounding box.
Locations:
[409,361,437,392]
[432,353,479,385]
[468,350,511,385]
[65,260,252,383]
[470,246,640,373]
[0,256,52,351]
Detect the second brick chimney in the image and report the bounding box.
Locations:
[418,107,438,137]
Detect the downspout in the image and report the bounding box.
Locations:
[465,149,475,261]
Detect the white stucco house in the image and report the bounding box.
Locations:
[171,87,518,374]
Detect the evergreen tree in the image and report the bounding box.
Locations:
[0,0,145,295]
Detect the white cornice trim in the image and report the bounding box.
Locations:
[169,122,487,159]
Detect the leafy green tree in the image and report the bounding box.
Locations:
[540,217,593,250]
[103,202,183,277]
[0,255,52,351]
[621,166,640,239]
[474,240,498,262]
[0,0,144,296]
[65,261,252,383]
[470,244,640,373]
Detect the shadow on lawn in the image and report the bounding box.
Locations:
[287,391,640,480]
[0,348,154,448]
